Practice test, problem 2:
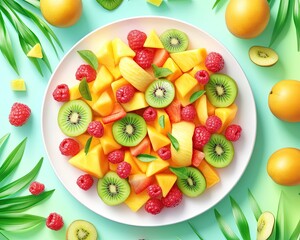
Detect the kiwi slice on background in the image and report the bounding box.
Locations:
[160,29,189,53]
[257,211,276,240]
[203,134,234,168]
[145,79,175,108]
[205,73,238,108]
[96,0,123,10]
[249,46,279,67]
[176,167,206,197]
[66,220,97,240]
[58,100,92,137]
[97,172,130,206]
[112,113,147,147]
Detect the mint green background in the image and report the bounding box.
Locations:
[0,1,299,239]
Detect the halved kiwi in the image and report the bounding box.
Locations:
[249,46,278,67]
[58,100,92,137]
[205,73,238,108]
[176,167,206,197]
[112,113,147,147]
[97,171,130,206]
[160,29,189,53]
[257,211,276,240]
[96,0,123,10]
[145,79,175,108]
[66,220,97,240]
[203,134,234,168]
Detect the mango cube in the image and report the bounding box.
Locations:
[175,73,200,106]
[198,160,220,188]
[143,29,164,48]
[155,173,177,197]
[121,92,149,112]
[112,38,136,65]
[96,41,115,68]
[99,122,122,154]
[147,125,170,151]
[215,103,238,133]
[125,188,150,212]
[92,65,114,95]
[11,79,26,91]
[146,158,169,177]
[92,91,114,116]
[162,58,183,82]
[195,95,208,125]
[111,78,130,101]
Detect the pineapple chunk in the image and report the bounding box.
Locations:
[147,125,170,151]
[92,90,114,116]
[146,0,163,7]
[155,173,177,197]
[99,122,122,154]
[112,38,136,65]
[69,83,81,100]
[75,133,100,149]
[195,94,208,125]
[146,158,169,177]
[92,65,114,95]
[106,64,122,80]
[175,73,200,106]
[125,188,150,212]
[124,151,141,175]
[197,160,220,188]
[162,58,183,82]
[27,43,43,58]
[11,79,26,91]
[121,92,149,112]
[215,103,238,133]
[96,41,115,68]
[148,109,171,136]
[143,29,164,48]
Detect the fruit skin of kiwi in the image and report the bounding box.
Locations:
[257,211,276,240]
[145,79,175,108]
[249,46,278,67]
[205,73,238,108]
[96,0,123,10]
[66,219,97,240]
[159,29,189,53]
[112,113,147,147]
[176,167,206,197]
[97,171,130,206]
[203,133,234,168]
[58,99,92,137]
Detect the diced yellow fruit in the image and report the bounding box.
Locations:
[146,0,163,7]
[148,109,171,136]
[147,125,170,151]
[207,99,216,116]
[83,89,98,109]
[111,78,130,101]
[143,29,164,48]
[121,92,149,112]
[125,187,150,212]
[92,91,114,116]
[170,48,207,72]
[155,173,177,197]
[69,83,81,100]
[162,58,183,82]
[146,158,169,177]
[96,41,115,68]
[175,73,199,106]
[171,121,195,166]
[215,103,238,133]
[75,133,100,149]
[176,84,202,107]
[112,38,136,65]
[69,144,109,179]
[119,57,154,92]
[106,64,122,80]
[124,151,141,175]
[92,65,114,95]
[27,43,43,58]
[195,94,208,125]
[198,159,220,188]
[188,62,209,78]
[99,122,122,154]
[11,79,26,91]
[133,156,150,173]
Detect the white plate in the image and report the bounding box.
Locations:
[42,16,256,226]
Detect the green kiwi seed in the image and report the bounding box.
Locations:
[203,134,234,168]
[159,29,189,53]
[66,220,97,240]
[96,0,123,10]
[57,99,92,137]
[145,79,175,108]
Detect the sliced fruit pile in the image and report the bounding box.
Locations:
[53,28,242,215]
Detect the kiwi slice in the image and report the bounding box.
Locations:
[203,134,234,168]
[58,100,92,137]
[257,211,276,240]
[66,220,97,240]
[112,113,147,147]
[249,46,278,67]
[160,29,189,53]
[176,167,206,197]
[96,0,123,10]
[145,79,175,108]
[97,171,130,206]
[205,73,238,108]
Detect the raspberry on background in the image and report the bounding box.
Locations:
[29,181,45,195]
[76,174,94,190]
[205,52,224,72]
[52,84,70,102]
[147,184,162,198]
[143,107,157,122]
[46,212,64,231]
[145,198,164,215]
[75,64,97,82]
[194,70,210,85]
[107,150,125,164]
[116,161,131,179]
[116,85,135,103]
[8,102,31,127]
[181,105,196,122]
[133,48,155,69]
[87,121,104,138]
[157,146,171,160]
[205,115,222,133]
[127,30,147,50]
[59,138,80,156]
[225,124,242,141]
[161,185,183,208]
[192,126,211,150]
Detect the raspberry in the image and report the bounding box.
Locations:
[147,184,162,198]
[107,150,125,164]
[76,174,94,190]
[145,198,164,215]
[87,121,104,138]
[116,161,131,179]
[29,181,45,195]
[205,115,222,133]
[161,185,183,208]
[157,146,171,160]
[9,102,31,127]
[46,212,64,231]
[143,107,157,122]
[116,85,135,103]
[194,70,210,85]
[193,126,211,150]
[225,124,242,142]
[52,84,70,102]
[181,105,196,122]
[205,52,224,73]
[127,30,147,50]
[59,138,80,156]
[133,48,155,69]
[75,64,97,82]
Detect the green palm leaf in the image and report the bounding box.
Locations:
[21,0,40,9]
[0,133,10,154]
[248,189,262,221]
[293,0,300,51]
[214,209,240,240]
[0,214,45,232]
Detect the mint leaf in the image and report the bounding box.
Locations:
[136,154,157,162]
[152,64,173,79]
[84,137,93,155]
[79,78,92,101]
[169,167,189,179]
[77,50,98,71]
[158,115,165,129]
[167,133,179,151]
[190,90,206,103]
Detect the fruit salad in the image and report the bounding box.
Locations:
[53,28,242,215]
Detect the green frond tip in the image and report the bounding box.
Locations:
[0,133,10,151]
[0,214,45,232]
[214,209,240,240]
[188,222,204,240]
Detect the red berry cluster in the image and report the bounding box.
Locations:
[29,181,45,195]
[46,212,64,231]
[9,102,31,127]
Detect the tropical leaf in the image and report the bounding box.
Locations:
[214,209,240,240]
[0,133,10,153]
[289,219,300,240]
[188,222,204,240]
[248,189,262,221]
[0,214,45,232]
[276,191,285,240]
[21,0,40,9]
[293,0,300,51]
